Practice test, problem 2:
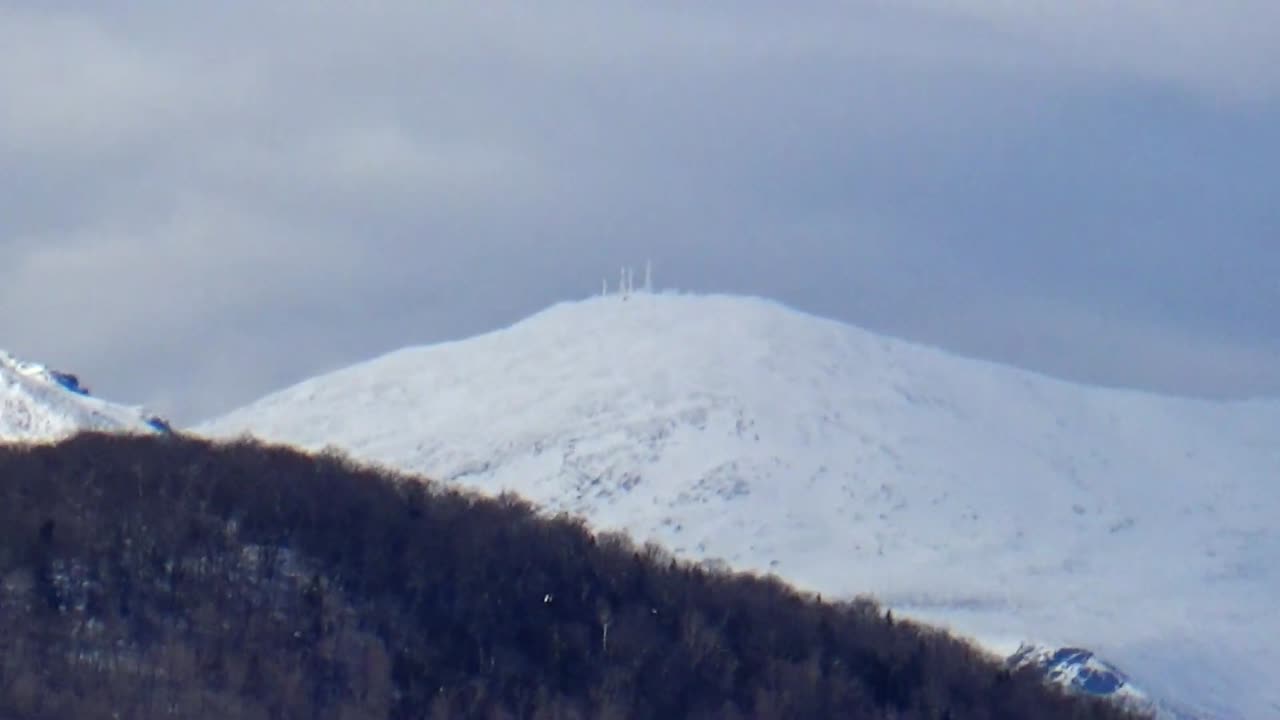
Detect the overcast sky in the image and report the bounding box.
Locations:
[2,2,1277,424]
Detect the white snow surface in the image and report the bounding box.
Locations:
[200,293,1279,719]
[1,351,160,441]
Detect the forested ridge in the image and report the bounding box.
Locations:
[0,434,1147,719]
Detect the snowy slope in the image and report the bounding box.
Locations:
[200,293,1279,719]
[1,350,168,441]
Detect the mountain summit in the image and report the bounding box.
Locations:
[201,292,1278,719]
[1,350,169,442]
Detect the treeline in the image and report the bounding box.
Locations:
[0,434,1147,719]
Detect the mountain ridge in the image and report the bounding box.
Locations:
[200,292,1278,719]
[1,350,169,442]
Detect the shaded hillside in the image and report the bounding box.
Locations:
[0,434,1146,719]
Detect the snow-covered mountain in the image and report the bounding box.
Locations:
[1,350,169,441]
[200,292,1278,719]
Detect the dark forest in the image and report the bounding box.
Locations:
[0,434,1147,719]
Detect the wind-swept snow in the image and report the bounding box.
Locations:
[201,293,1278,719]
[1,350,167,441]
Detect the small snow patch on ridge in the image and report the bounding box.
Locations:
[1008,644,1142,698]
[1007,644,1215,720]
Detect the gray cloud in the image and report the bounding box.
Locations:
[1,2,1277,423]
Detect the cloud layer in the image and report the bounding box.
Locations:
[1,3,1277,422]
